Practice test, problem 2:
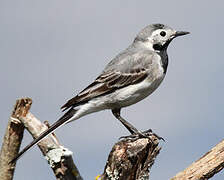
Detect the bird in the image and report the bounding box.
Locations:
[11,23,189,163]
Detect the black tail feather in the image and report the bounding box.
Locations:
[9,108,77,164]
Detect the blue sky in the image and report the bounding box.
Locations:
[0,0,224,179]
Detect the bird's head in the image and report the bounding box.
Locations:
[134,23,189,51]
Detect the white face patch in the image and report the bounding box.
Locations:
[142,29,175,51]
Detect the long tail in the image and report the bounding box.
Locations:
[10,108,77,164]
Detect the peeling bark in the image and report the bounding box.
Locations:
[100,133,161,180]
[0,98,30,180]
[0,98,83,180]
[19,112,83,180]
[1,98,224,180]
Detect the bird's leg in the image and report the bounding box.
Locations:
[112,108,144,136]
[112,109,165,141]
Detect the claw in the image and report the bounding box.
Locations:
[119,131,146,140]
[119,129,165,142]
[152,133,165,142]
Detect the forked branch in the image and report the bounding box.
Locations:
[1,98,224,180]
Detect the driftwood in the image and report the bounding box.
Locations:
[0,98,224,180]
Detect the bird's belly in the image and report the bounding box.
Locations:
[103,74,165,108]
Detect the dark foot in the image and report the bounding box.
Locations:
[119,129,165,142]
[119,131,148,140]
[141,129,165,141]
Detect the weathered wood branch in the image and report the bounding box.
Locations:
[20,113,83,180]
[171,139,224,180]
[1,98,83,180]
[100,132,161,180]
[1,98,224,180]
[0,99,29,180]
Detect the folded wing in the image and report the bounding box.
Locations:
[61,68,148,111]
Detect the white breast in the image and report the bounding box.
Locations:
[112,73,165,107]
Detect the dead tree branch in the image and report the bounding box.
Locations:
[1,98,224,180]
[19,112,83,180]
[0,99,29,180]
[171,139,224,180]
[0,98,83,180]
[100,133,161,180]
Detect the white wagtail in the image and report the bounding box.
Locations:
[11,23,189,163]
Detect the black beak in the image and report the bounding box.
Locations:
[174,31,190,37]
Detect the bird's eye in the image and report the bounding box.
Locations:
[160,31,166,37]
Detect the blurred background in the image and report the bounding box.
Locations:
[0,0,223,179]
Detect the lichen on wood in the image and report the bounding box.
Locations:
[101,133,161,180]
